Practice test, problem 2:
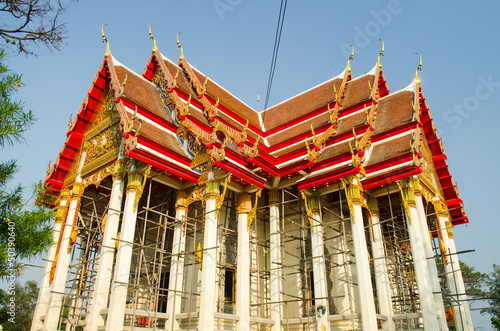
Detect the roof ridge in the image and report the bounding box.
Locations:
[113,56,157,88]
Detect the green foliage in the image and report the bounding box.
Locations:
[482,264,500,330]
[460,261,488,304]
[492,316,500,330]
[0,50,34,148]
[0,280,39,330]
[0,49,53,277]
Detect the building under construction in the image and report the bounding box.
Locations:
[32,31,473,331]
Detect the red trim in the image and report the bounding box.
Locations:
[364,154,414,174]
[215,162,266,189]
[297,167,360,190]
[135,136,191,168]
[371,122,417,143]
[126,149,199,183]
[362,166,421,190]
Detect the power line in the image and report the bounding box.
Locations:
[261,0,288,131]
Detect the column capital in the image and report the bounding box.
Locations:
[112,159,127,181]
[54,205,68,223]
[205,179,220,200]
[341,176,364,221]
[301,192,319,230]
[411,176,422,197]
[175,190,188,210]
[342,176,364,205]
[397,180,416,206]
[126,166,151,212]
[60,188,71,201]
[433,199,450,218]
[237,193,252,214]
[301,192,320,217]
[397,180,416,224]
[445,220,454,239]
[307,195,320,215]
[71,182,84,201]
[369,198,380,217]
[269,190,280,206]
[54,189,70,223]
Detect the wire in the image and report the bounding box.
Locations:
[261,0,288,131]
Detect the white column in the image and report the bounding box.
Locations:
[447,229,474,331]
[345,177,378,330]
[166,190,188,331]
[106,166,147,331]
[87,159,127,331]
[199,175,219,331]
[236,193,251,331]
[31,190,70,331]
[436,214,462,329]
[400,182,440,330]
[306,195,330,331]
[269,190,283,331]
[43,152,86,331]
[369,199,395,331]
[414,191,448,331]
[436,211,473,331]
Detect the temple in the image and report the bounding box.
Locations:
[32,30,473,331]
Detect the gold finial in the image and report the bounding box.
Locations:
[101,23,110,58]
[378,39,384,68]
[347,44,354,71]
[149,23,157,53]
[176,32,184,61]
[415,52,422,83]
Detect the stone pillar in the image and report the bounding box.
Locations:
[304,195,330,331]
[166,190,188,331]
[412,180,448,331]
[236,193,251,331]
[343,176,378,330]
[399,181,440,330]
[106,165,149,331]
[31,189,70,331]
[446,225,474,331]
[269,190,283,331]
[43,151,86,331]
[199,174,220,331]
[86,159,127,331]
[368,198,395,331]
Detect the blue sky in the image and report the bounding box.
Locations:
[2,1,499,329]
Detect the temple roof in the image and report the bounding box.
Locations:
[42,44,468,225]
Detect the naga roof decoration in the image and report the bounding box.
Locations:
[42,36,468,225]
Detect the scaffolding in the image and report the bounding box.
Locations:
[52,170,469,331]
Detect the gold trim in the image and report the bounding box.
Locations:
[397,181,416,224]
[341,177,364,222]
[126,166,152,212]
[247,190,262,230]
[369,198,380,217]
[301,192,318,231]
[82,164,114,189]
[214,174,231,219]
